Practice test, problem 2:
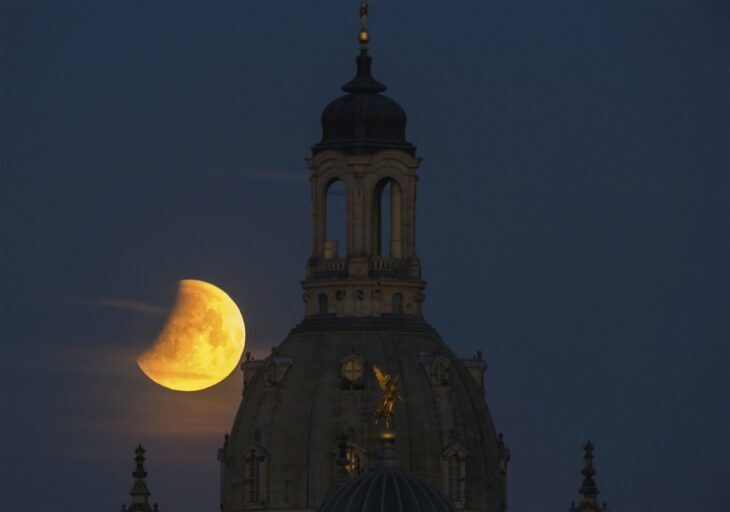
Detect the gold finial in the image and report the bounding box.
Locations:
[373,364,404,429]
[359,2,369,46]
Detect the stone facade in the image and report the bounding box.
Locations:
[303,150,424,319]
[218,7,509,511]
[220,324,508,512]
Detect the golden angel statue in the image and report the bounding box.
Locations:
[373,364,404,428]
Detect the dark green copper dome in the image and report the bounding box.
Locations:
[317,432,456,512]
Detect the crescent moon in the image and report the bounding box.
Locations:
[137,280,245,392]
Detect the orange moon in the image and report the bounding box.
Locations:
[137,280,245,391]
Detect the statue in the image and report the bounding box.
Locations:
[372,364,404,428]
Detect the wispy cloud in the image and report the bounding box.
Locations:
[194,168,307,183]
[76,298,168,316]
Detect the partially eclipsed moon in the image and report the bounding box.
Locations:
[137,280,245,392]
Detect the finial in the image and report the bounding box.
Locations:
[133,444,147,479]
[578,440,599,503]
[129,444,152,506]
[153,503,160,512]
[359,2,369,47]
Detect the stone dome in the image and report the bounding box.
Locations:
[219,318,506,511]
[312,49,416,156]
[318,431,456,512]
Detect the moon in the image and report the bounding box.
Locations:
[137,280,245,392]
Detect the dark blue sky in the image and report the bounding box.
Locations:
[1,1,728,511]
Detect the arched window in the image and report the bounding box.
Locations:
[249,454,260,503]
[448,454,462,502]
[392,293,403,314]
[345,447,361,476]
[441,442,468,507]
[318,293,329,314]
[335,434,368,480]
[325,179,346,258]
[244,447,268,505]
[374,178,403,259]
[433,360,449,386]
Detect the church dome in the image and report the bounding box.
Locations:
[219,319,507,511]
[312,49,416,156]
[318,431,456,512]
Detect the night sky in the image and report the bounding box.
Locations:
[1,1,729,511]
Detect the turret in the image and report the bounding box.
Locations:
[303,2,424,319]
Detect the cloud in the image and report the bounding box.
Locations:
[76,298,168,317]
[37,340,240,443]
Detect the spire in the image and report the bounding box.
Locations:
[359,2,369,47]
[127,444,154,512]
[133,444,148,480]
[343,2,385,94]
[579,440,599,503]
[570,441,608,512]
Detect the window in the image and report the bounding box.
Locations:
[392,293,403,314]
[265,365,277,386]
[342,358,363,382]
[345,447,361,476]
[247,452,262,503]
[318,293,328,314]
[340,357,365,390]
[325,178,346,255]
[441,442,468,507]
[373,178,404,259]
[433,361,449,386]
[448,454,462,502]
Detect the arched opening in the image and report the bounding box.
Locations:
[374,178,403,259]
[324,179,346,259]
[392,293,403,314]
[246,450,263,503]
[318,293,329,314]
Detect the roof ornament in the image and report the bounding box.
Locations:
[373,364,404,429]
[579,440,599,502]
[133,444,148,480]
[569,440,608,512]
[359,2,369,47]
[127,444,154,512]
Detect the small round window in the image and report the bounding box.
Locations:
[342,358,364,382]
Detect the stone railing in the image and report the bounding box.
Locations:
[311,257,411,277]
[370,257,408,274]
[313,258,347,273]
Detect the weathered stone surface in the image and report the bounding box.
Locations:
[219,320,505,511]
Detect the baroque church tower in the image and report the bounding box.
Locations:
[219,4,509,511]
